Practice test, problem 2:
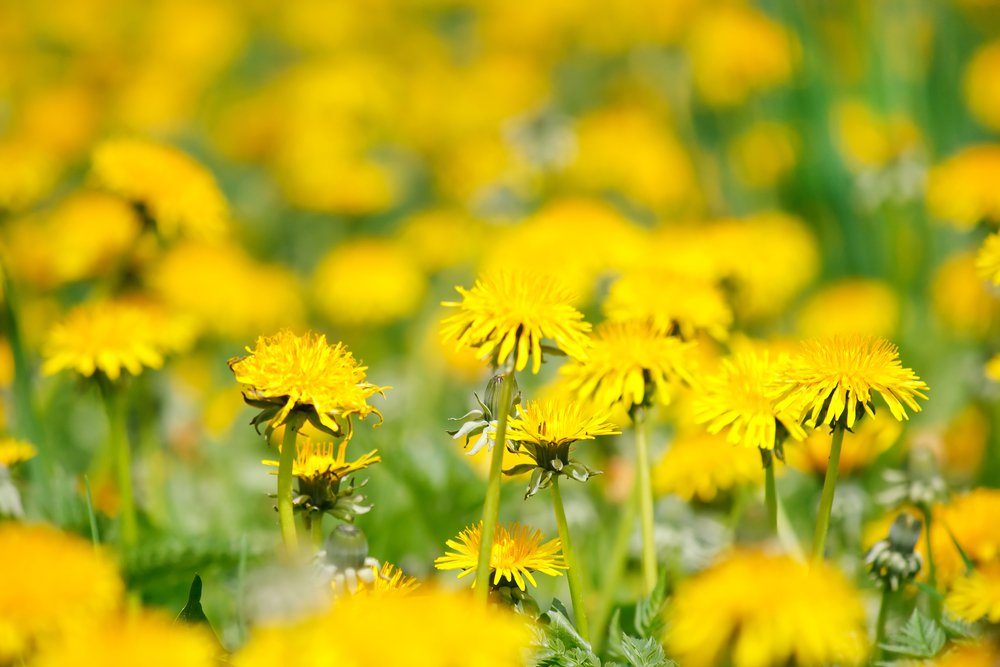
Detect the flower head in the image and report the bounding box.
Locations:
[441,270,590,373]
[928,489,1000,586]
[926,145,1000,229]
[666,550,869,667]
[0,524,123,661]
[229,330,387,438]
[694,349,805,451]
[604,270,732,341]
[774,335,928,430]
[91,138,228,239]
[0,437,37,468]
[360,562,420,597]
[946,562,1000,624]
[559,319,696,414]
[976,233,1000,285]
[796,278,901,339]
[652,431,763,502]
[435,522,566,590]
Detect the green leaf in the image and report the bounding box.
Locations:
[880,610,946,658]
[940,613,977,640]
[634,570,670,639]
[534,604,600,667]
[618,635,674,667]
[176,575,210,625]
[503,463,537,476]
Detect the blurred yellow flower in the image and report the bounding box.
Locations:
[976,233,1000,284]
[349,562,421,598]
[652,431,763,502]
[32,612,218,667]
[964,40,1000,133]
[775,335,928,429]
[786,411,902,476]
[728,121,799,189]
[91,138,228,239]
[941,405,988,481]
[441,270,590,374]
[929,489,1000,585]
[435,522,566,590]
[666,550,868,667]
[796,278,901,339]
[15,84,99,159]
[0,437,37,468]
[0,139,58,212]
[312,238,425,328]
[0,523,122,661]
[229,330,387,438]
[833,100,921,169]
[560,320,695,412]
[685,5,797,107]
[927,145,1000,229]
[397,208,484,273]
[932,251,1000,338]
[604,269,732,341]
[946,562,1000,623]
[935,643,1000,667]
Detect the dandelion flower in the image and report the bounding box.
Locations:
[0,524,122,661]
[774,335,928,429]
[262,439,380,483]
[694,349,805,451]
[33,612,217,667]
[936,643,1000,667]
[964,40,1000,133]
[946,562,1000,623]
[933,251,1000,338]
[0,438,37,468]
[441,270,590,373]
[0,139,57,212]
[652,431,763,502]
[976,233,1000,285]
[796,278,901,339]
[928,489,1000,586]
[666,550,868,667]
[435,522,566,590]
[91,138,228,239]
[42,300,169,380]
[229,330,387,438]
[926,145,1000,229]
[605,269,732,341]
[358,562,420,597]
[560,320,695,413]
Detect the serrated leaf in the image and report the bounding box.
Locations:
[619,635,674,667]
[880,610,946,658]
[634,570,670,639]
[940,613,977,640]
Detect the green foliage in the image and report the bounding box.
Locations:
[880,610,947,660]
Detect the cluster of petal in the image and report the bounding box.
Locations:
[229,330,387,437]
[440,270,590,374]
[435,522,566,591]
[604,270,732,340]
[666,550,868,667]
[559,319,696,412]
[356,562,420,597]
[0,437,38,468]
[774,335,928,429]
[262,438,379,482]
[506,398,620,447]
[652,431,763,502]
[945,562,1000,623]
[694,349,805,451]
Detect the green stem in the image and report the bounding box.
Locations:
[763,453,778,536]
[551,477,590,641]
[277,419,302,552]
[474,370,515,601]
[101,383,137,549]
[310,514,325,549]
[812,426,845,560]
[921,506,940,619]
[593,479,639,654]
[874,586,893,662]
[634,417,657,593]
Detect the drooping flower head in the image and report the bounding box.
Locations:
[694,349,805,451]
[91,138,228,239]
[440,270,591,374]
[505,397,619,496]
[774,335,928,430]
[229,330,388,439]
[666,550,869,667]
[604,270,733,341]
[435,522,566,591]
[559,319,696,415]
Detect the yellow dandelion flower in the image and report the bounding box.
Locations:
[666,550,868,667]
[91,138,228,239]
[604,269,732,341]
[933,250,1000,338]
[946,562,1000,623]
[976,234,1000,285]
[560,320,696,412]
[652,431,763,502]
[262,438,380,482]
[797,278,901,339]
[927,145,1000,229]
[0,139,58,212]
[441,270,591,374]
[928,489,1000,586]
[935,642,1000,667]
[786,411,902,476]
[235,588,531,667]
[693,349,805,451]
[964,39,1000,133]
[435,522,566,590]
[833,100,921,169]
[506,398,620,448]
[0,437,37,468]
[728,121,799,189]
[0,523,123,661]
[312,238,426,328]
[33,612,217,667]
[42,300,171,381]
[229,330,388,438]
[774,335,928,430]
[356,562,420,597]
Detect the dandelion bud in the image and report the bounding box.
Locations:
[324,524,369,570]
[484,372,519,420]
[866,513,923,591]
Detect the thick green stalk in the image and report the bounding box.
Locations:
[551,477,590,641]
[277,419,302,552]
[102,385,137,549]
[592,480,639,654]
[812,427,845,560]
[634,417,657,593]
[474,370,515,601]
[874,586,893,662]
[310,514,325,549]
[763,454,778,535]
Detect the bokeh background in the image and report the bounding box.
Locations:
[3,0,1000,648]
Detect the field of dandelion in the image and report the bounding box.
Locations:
[5,0,1000,665]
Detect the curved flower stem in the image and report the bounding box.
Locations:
[474,369,515,601]
[634,416,657,593]
[277,418,303,552]
[763,453,778,536]
[551,477,590,641]
[874,585,893,661]
[812,426,845,560]
[101,383,137,549]
[921,505,940,619]
[592,478,639,654]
